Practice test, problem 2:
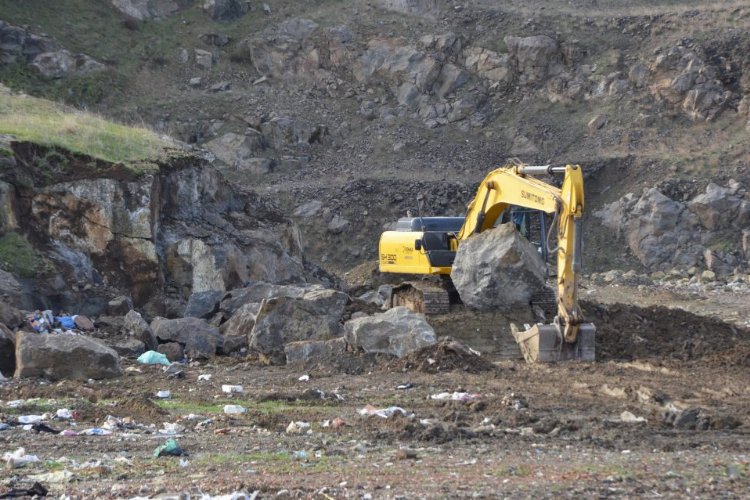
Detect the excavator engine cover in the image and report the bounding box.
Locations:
[512,322,595,363]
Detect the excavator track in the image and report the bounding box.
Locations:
[390,281,451,315]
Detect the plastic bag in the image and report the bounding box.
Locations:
[137,350,171,366]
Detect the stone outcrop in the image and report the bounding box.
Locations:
[596,181,749,273]
[0,324,15,376]
[505,35,563,85]
[123,310,157,350]
[203,0,250,21]
[249,289,349,364]
[0,21,104,79]
[344,306,436,357]
[15,331,122,380]
[5,143,306,314]
[284,337,348,365]
[111,0,179,20]
[151,317,222,358]
[451,224,547,312]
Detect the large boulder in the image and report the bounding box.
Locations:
[31,50,104,79]
[203,0,250,21]
[688,183,744,231]
[0,302,24,330]
[504,35,563,85]
[151,317,222,358]
[450,223,546,312]
[344,306,436,357]
[249,289,349,364]
[219,282,310,315]
[15,332,122,380]
[285,337,348,365]
[184,290,224,319]
[221,301,261,340]
[123,310,157,351]
[0,324,15,376]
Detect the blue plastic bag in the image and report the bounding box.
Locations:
[137,350,170,366]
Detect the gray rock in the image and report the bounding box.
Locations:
[204,132,268,170]
[689,183,742,230]
[202,0,250,21]
[0,21,56,64]
[0,302,24,330]
[195,49,213,69]
[451,223,546,312]
[157,342,185,362]
[344,306,436,357]
[15,332,122,380]
[588,114,607,132]
[109,338,146,357]
[328,215,350,234]
[107,295,133,316]
[184,290,224,319]
[222,334,247,354]
[0,270,31,310]
[209,80,231,92]
[31,50,104,79]
[221,301,262,338]
[111,0,179,20]
[463,46,511,83]
[124,310,157,351]
[293,200,323,218]
[434,63,469,98]
[0,181,18,235]
[189,77,202,87]
[249,289,349,364]
[151,317,222,358]
[0,324,15,376]
[505,35,563,84]
[285,337,348,365]
[220,282,310,315]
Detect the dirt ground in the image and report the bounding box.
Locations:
[1,288,749,499]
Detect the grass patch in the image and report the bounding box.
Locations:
[0,232,43,278]
[0,90,174,170]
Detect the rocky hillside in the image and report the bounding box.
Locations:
[0,88,327,316]
[1,0,749,276]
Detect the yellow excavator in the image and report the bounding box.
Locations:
[378,163,595,363]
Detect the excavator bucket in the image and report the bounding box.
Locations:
[512,323,596,363]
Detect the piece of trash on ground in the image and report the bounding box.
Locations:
[198,374,212,381]
[153,438,184,457]
[3,447,41,468]
[156,390,171,399]
[430,392,479,402]
[137,350,171,366]
[221,385,243,394]
[298,374,310,382]
[286,421,311,434]
[396,383,415,390]
[358,405,410,418]
[223,405,247,414]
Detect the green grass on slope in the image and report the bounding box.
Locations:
[0,89,173,169]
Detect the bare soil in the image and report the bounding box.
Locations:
[1,291,749,498]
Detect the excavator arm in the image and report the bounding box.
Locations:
[456,164,587,344]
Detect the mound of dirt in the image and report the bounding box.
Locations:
[583,301,750,362]
[389,338,497,373]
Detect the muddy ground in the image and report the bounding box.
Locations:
[1,290,749,498]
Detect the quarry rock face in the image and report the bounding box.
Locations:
[451,224,547,312]
[8,143,306,313]
[150,317,222,358]
[111,0,179,20]
[344,306,436,357]
[15,332,122,380]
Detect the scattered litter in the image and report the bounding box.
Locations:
[430,392,479,402]
[125,366,143,373]
[396,383,415,390]
[179,457,190,467]
[198,374,212,381]
[6,400,25,408]
[29,469,73,483]
[0,482,47,498]
[321,417,348,429]
[164,363,184,379]
[298,374,310,382]
[156,390,171,399]
[619,411,648,424]
[0,423,9,431]
[59,430,78,436]
[137,351,171,366]
[56,409,73,419]
[286,421,311,434]
[501,393,528,410]
[29,423,59,434]
[358,405,410,418]
[223,405,247,414]
[18,415,45,424]
[153,438,184,458]
[293,450,308,461]
[160,422,185,435]
[221,385,244,394]
[79,428,112,436]
[3,447,41,468]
